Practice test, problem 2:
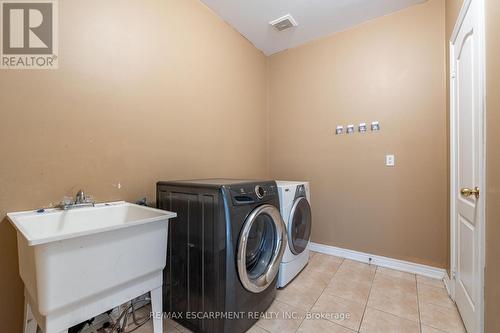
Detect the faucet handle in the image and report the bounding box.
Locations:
[61,196,73,206]
[84,194,95,204]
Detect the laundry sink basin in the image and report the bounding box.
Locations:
[7,201,176,333]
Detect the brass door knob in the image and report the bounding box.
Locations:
[461,187,480,199]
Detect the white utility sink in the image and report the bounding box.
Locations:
[7,201,176,333]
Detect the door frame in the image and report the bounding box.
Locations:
[449,0,486,331]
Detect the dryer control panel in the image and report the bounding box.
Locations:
[295,185,307,199]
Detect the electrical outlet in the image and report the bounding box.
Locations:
[386,154,395,167]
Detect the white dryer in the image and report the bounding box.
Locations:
[276,181,312,288]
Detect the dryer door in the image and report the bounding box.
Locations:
[237,204,287,293]
[288,197,312,255]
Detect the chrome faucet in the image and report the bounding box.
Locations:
[75,190,87,204]
[59,189,95,210]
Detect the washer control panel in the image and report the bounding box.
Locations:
[229,183,277,205]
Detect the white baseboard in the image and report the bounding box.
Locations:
[309,242,446,279]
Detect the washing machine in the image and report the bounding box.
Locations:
[156,179,287,333]
[276,181,312,288]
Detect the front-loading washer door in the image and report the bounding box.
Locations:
[288,197,312,255]
[237,204,287,293]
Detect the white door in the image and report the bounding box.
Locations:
[450,0,485,332]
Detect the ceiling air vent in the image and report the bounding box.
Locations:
[270,14,298,32]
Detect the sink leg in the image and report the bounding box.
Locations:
[23,300,38,333]
[150,287,163,333]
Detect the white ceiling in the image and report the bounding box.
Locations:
[200,0,427,55]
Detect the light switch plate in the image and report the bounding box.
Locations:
[386,155,395,167]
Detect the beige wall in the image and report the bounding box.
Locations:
[0,0,268,331]
[445,0,464,38]
[268,0,447,268]
[485,1,500,331]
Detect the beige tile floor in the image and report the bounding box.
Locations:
[129,251,466,333]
